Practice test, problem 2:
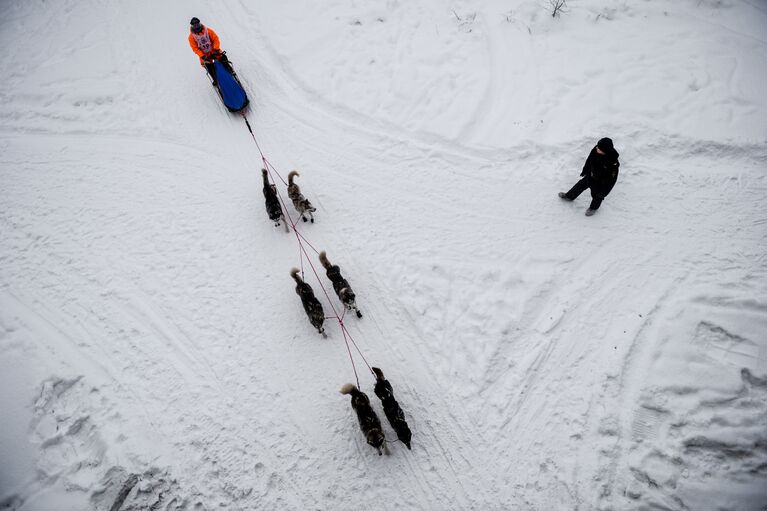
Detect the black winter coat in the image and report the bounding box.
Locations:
[581,146,620,197]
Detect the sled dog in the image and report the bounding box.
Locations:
[319,251,361,318]
[287,171,317,223]
[262,169,288,231]
[290,268,325,336]
[340,383,385,455]
[372,367,412,450]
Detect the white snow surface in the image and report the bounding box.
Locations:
[1,0,767,509]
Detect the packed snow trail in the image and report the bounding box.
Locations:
[2,1,767,510]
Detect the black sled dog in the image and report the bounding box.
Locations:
[262,169,288,231]
[340,383,386,455]
[372,367,412,450]
[287,171,317,223]
[290,268,325,336]
[319,251,362,318]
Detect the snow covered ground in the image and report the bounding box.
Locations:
[1,0,766,509]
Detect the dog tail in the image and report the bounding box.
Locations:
[288,170,299,185]
[290,267,303,284]
[319,251,331,269]
[262,168,270,185]
[372,367,384,381]
[339,383,358,395]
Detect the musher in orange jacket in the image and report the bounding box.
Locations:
[188,17,231,86]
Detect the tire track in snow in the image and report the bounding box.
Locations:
[584,271,690,506]
[488,244,676,505]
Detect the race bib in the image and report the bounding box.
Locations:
[193,29,213,53]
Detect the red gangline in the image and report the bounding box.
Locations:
[295,230,321,255]
[340,322,373,374]
[341,326,360,388]
[299,242,305,278]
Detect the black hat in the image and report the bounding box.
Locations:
[190,17,203,33]
[597,137,614,152]
[190,17,200,25]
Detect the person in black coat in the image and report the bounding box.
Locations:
[559,138,620,216]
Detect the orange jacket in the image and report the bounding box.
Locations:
[188,26,220,62]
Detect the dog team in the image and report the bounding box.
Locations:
[262,167,413,455]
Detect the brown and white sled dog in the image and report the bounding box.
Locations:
[340,383,385,455]
[290,268,325,336]
[262,169,288,231]
[287,171,316,223]
[319,251,362,318]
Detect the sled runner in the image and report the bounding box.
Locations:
[209,58,249,112]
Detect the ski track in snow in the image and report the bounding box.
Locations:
[1,0,767,510]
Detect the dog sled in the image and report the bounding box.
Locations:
[208,57,249,113]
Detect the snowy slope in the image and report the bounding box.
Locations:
[1,0,766,510]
